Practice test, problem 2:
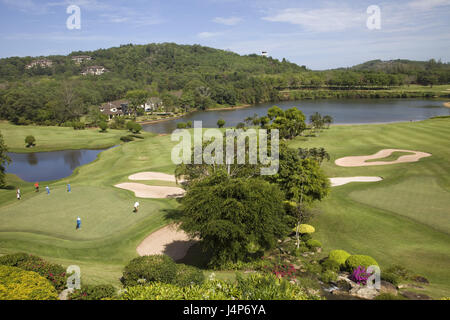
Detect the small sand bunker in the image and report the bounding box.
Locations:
[329,176,383,187]
[137,224,197,260]
[129,171,178,182]
[335,149,431,167]
[115,182,185,198]
[443,102,450,108]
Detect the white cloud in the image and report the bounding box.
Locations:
[212,16,242,26]
[408,0,450,10]
[197,31,223,39]
[262,7,365,32]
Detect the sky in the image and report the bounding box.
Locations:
[0,0,449,70]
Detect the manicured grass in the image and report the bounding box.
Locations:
[289,117,450,298]
[0,121,139,153]
[365,151,415,162]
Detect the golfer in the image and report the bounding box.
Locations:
[16,188,21,200]
[76,217,81,230]
[133,201,140,213]
[34,182,39,192]
[46,186,50,194]
[67,183,71,192]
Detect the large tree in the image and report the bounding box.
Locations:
[0,131,11,187]
[125,89,149,118]
[178,172,289,266]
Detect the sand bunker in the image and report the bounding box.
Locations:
[129,171,179,182]
[115,182,185,198]
[329,176,383,187]
[335,149,431,167]
[443,102,450,108]
[137,224,197,260]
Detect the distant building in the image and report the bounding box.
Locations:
[142,97,164,112]
[81,65,107,76]
[99,100,129,120]
[261,51,268,57]
[26,59,53,69]
[71,55,92,64]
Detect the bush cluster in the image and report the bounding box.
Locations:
[126,121,142,133]
[345,255,378,271]
[172,264,205,287]
[320,270,338,284]
[72,122,86,130]
[321,258,341,273]
[306,239,322,249]
[328,250,351,267]
[69,284,117,300]
[0,253,67,292]
[0,265,58,300]
[121,255,178,287]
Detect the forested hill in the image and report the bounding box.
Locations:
[351,59,450,74]
[0,43,449,126]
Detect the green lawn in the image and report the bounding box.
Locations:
[289,117,450,298]
[0,121,131,152]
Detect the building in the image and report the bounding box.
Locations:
[261,51,268,57]
[25,59,53,69]
[81,65,107,76]
[99,100,129,120]
[142,97,164,112]
[71,55,92,64]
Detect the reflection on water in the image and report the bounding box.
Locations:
[143,99,450,134]
[6,149,107,182]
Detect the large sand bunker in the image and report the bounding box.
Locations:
[137,224,197,260]
[115,182,185,198]
[129,171,180,182]
[335,149,431,167]
[329,176,383,187]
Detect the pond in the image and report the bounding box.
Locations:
[143,99,450,134]
[5,148,109,182]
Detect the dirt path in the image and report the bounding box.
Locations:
[136,224,197,260]
[114,182,185,198]
[335,149,431,167]
[329,176,383,187]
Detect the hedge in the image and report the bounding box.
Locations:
[121,254,177,287]
[345,255,379,271]
[0,265,58,300]
[69,284,117,300]
[173,264,205,287]
[328,250,351,267]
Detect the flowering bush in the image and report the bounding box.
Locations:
[0,253,67,292]
[349,266,372,285]
[269,264,297,281]
[69,284,117,300]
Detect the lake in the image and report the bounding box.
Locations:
[5,148,108,182]
[143,99,450,134]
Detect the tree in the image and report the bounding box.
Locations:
[125,90,149,119]
[0,132,11,187]
[178,172,289,266]
[177,122,187,129]
[99,121,108,133]
[25,135,36,147]
[323,115,333,128]
[217,119,225,128]
[309,112,323,132]
[127,121,142,134]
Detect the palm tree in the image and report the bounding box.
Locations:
[323,115,334,128]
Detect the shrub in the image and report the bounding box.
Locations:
[320,270,337,284]
[298,224,315,234]
[271,264,297,281]
[176,122,187,129]
[345,255,378,271]
[217,119,226,128]
[72,122,86,130]
[69,284,116,300]
[384,265,413,280]
[381,272,400,286]
[306,239,322,249]
[173,264,205,287]
[321,259,341,273]
[328,250,351,267]
[126,121,142,133]
[0,265,58,300]
[121,254,177,287]
[300,233,312,242]
[349,266,371,285]
[120,135,134,143]
[0,253,67,292]
[186,121,192,128]
[99,121,108,132]
[25,135,36,147]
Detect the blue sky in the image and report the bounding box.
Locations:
[0,0,449,69]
